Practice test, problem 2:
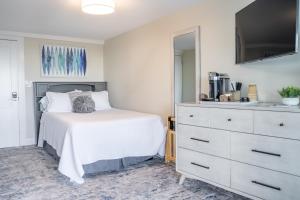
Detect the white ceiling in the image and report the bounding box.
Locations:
[0,0,203,42]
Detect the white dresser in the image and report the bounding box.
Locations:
[176,103,300,200]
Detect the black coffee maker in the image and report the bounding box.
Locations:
[208,72,230,101]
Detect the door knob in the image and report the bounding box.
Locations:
[11,92,18,100]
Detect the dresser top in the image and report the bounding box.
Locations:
[177,102,300,113]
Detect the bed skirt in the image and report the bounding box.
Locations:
[43,142,154,175]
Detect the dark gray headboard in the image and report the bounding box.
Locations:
[33,82,107,144]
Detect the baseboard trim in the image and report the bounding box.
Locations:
[20,138,36,146]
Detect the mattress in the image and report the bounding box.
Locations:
[38,109,166,184]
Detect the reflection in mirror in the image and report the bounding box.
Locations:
[174,32,196,104]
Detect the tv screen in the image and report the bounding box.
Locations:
[236,0,298,64]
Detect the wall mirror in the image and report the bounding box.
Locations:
[172,27,200,114]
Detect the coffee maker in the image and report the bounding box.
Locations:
[208,72,230,101]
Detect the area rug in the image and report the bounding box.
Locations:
[0,146,249,200]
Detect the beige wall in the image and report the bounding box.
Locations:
[104,0,300,122]
[24,38,103,143]
[182,50,195,102]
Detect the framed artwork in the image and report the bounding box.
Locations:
[41,45,87,77]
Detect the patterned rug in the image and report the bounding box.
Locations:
[0,146,249,200]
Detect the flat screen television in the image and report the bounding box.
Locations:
[236,0,299,64]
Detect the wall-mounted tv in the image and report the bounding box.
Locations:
[236,0,299,64]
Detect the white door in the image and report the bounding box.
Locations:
[0,40,20,148]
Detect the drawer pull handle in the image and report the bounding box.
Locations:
[251,180,281,191]
[190,137,210,143]
[251,149,281,157]
[279,123,284,127]
[227,118,232,122]
[189,115,194,118]
[191,162,210,169]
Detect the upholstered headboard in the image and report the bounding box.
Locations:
[33,82,107,144]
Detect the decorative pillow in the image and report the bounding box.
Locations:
[91,91,112,111]
[39,96,49,112]
[69,91,92,103]
[73,96,95,113]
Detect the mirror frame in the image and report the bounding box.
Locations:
[171,26,201,115]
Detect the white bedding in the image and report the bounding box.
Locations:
[38,109,166,184]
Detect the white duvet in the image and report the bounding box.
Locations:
[38,109,166,184]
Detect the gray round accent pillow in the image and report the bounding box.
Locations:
[73,96,95,113]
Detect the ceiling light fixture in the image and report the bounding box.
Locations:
[81,0,115,15]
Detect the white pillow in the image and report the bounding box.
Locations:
[46,92,73,112]
[91,91,112,110]
[39,96,49,112]
[40,90,82,112]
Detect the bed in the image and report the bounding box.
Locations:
[34,82,166,184]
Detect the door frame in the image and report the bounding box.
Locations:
[171,26,201,115]
[0,34,28,146]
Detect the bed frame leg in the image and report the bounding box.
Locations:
[179,175,186,185]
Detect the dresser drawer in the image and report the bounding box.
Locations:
[177,148,230,187]
[231,132,300,176]
[231,162,300,200]
[254,111,300,140]
[210,108,253,133]
[177,106,210,127]
[177,124,230,158]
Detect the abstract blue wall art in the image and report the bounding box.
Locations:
[41,45,87,77]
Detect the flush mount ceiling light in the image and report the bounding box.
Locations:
[81,0,115,15]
